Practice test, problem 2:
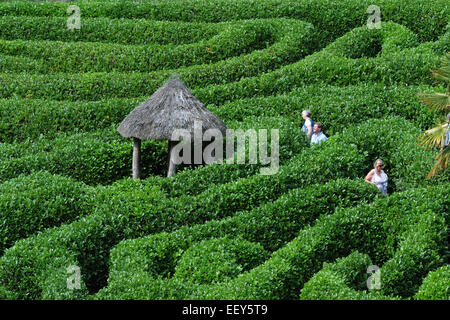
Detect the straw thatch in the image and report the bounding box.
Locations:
[117,77,227,178]
[117,78,227,140]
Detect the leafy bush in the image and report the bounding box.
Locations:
[195,23,443,105]
[0,19,314,101]
[415,265,450,300]
[96,178,379,299]
[299,251,397,300]
[93,183,448,299]
[0,134,366,299]
[0,15,223,45]
[0,83,438,144]
[0,172,94,254]
[0,20,276,73]
[173,237,269,284]
[338,116,450,191]
[1,0,447,43]
[0,126,168,185]
[195,184,448,299]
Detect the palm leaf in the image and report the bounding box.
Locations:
[432,67,450,83]
[418,92,450,111]
[432,52,450,83]
[419,124,448,148]
[427,146,450,178]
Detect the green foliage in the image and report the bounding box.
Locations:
[0,20,277,73]
[0,126,168,185]
[0,15,222,45]
[0,0,448,302]
[173,237,269,284]
[299,252,400,300]
[0,0,447,43]
[96,178,378,299]
[0,135,366,299]
[415,265,450,300]
[0,19,314,101]
[0,172,94,254]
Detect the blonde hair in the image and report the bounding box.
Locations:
[374,159,384,168]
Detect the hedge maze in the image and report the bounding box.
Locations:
[0,0,448,300]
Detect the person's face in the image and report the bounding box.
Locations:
[375,163,383,173]
[313,124,321,134]
[302,113,307,120]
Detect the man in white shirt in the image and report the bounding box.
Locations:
[311,122,327,144]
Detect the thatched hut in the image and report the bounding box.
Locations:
[117,77,227,178]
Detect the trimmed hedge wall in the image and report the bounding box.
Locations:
[337,116,450,191]
[0,0,447,44]
[97,178,379,299]
[92,183,449,299]
[0,172,94,255]
[194,22,444,106]
[0,19,278,73]
[172,237,269,285]
[2,22,438,104]
[415,265,450,300]
[0,19,314,101]
[299,252,399,300]
[0,15,223,45]
[0,126,168,185]
[0,82,438,144]
[0,134,366,299]
[0,115,306,185]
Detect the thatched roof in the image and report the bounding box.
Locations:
[117,78,227,140]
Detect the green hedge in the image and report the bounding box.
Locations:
[0,115,306,185]
[194,22,443,106]
[299,252,399,300]
[0,19,314,101]
[97,178,378,299]
[0,135,366,299]
[1,23,441,104]
[415,265,450,300]
[0,15,223,45]
[0,19,277,73]
[0,126,168,185]
[337,116,450,191]
[0,97,142,143]
[93,183,449,299]
[378,212,447,298]
[0,83,438,144]
[0,171,94,255]
[209,83,438,133]
[0,0,447,44]
[172,237,269,285]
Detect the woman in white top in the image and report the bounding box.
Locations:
[365,159,388,196]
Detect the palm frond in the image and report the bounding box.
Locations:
[427,146,450,178]
[418,124,448,148]
[418,92,450,111]
[432,67,450,83]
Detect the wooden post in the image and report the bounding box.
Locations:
[132,138,141,179]
[167,140,177,177]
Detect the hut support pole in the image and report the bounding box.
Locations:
[168,140,177,177]
[132,138,141,179]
